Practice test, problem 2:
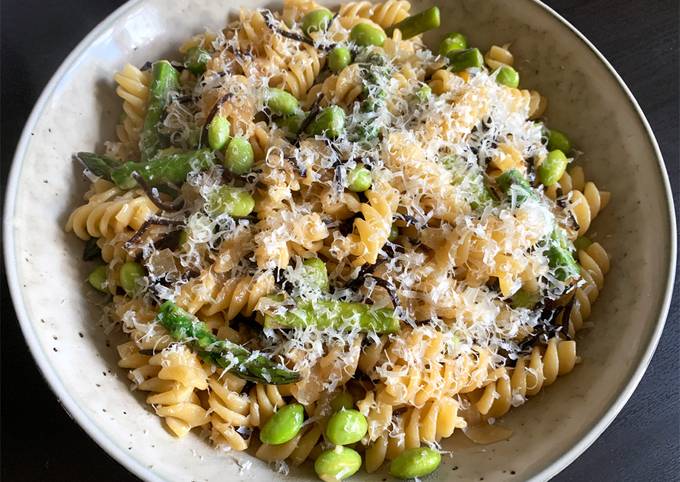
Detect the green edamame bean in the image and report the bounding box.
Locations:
[301,8,334,35]
[208,115,230,151]
[330,392,354,412]
[439,32,467,56]
[307,105,345,138]
[511,288,539,309]
[447,48,484,72]
[328,47,352,73]
[266,88,300,116]
[573,236,592,251]
[303,257,329,291]
[260,403,305,445]
[538,149,568,186]
[496,65,520,88]
[389,447,442,479]
[208,186,255,218]
[388,224,399,242]
[185,46,211,76]
[415,84,431,101]
[277,111,306,139]
[325,409,368,445]
[224,137,254,175]
[88,265,108,292]
[350,23,386,47]
[120,261,145,295]
[347,164,372,192]
[548,129,572,153]
[314,446,362,482]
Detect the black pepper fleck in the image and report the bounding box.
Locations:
[78,332,84,338]
[52,347,58,352]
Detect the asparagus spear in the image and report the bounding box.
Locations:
[139,60,180,161]
[386,6,440,39]
[78,149,214,189]
[496,169,536,205]
[546,229,580,282]
[75,152,122,178]
[156,301,300,385]
[263,298,400,333]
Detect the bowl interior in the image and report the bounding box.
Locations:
[5,0,674,481]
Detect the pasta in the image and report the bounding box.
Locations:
[67,2,611,479]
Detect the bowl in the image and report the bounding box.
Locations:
[4,0,676,480]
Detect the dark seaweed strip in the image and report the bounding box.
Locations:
[200,93,234,147]
[131,172,185,212]
[366,275,400,311]
[124,217,185,249]
[82,238,102,261]
[260,9,315,47]
[560,294,577,340]
[293,95,322,147]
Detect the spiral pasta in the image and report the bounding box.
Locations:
[567,242,611,335]
[175,270,275,320]
[570,181,611,236]
[65,187,158,241]
[472,338,577,418]
[128,347,209,437]
[114,63,151,150]
[349,186,399,266]
[68,3,613,478]
[208,375,251,451]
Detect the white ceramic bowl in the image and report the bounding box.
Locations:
[4,0,676,480]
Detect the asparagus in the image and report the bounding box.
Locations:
[386,6,440,39]
[443,155,494,210]
[139,60,180,161]
[75,152,122,178]
[546,229,580,282]
[79,148,215,190]
[496,169,535,205]
[263,299,400,333]
[157,301,300,385]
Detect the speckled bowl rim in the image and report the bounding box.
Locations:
[3,1,676,481]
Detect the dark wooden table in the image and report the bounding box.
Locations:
[1,1,678,480]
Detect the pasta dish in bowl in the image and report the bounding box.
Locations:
[5,0,675,480]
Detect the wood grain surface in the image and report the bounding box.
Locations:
[1,0,678,480]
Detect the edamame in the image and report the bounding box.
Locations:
[389,447,442,479]
[347,164,372,192]
[119,261,145,295]
[328,46,352,73]
[325,409,368,445]
[538,149,568,186]
[301,8,334,34]
[307,106,345,138]
[548,129,572,153]
[259,403,305,445]
[208,115,230,151]
[88,265,108,292]
[224,137,254,175]
[314,446,362,482]
[266,88,300,116]
[350,23,386,46]
[208,186,255,218]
